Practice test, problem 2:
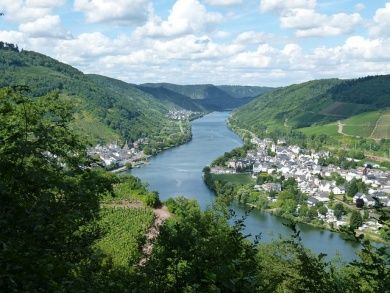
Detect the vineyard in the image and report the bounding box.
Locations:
[96,207,154,267]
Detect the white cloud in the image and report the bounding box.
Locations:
[370,2,390,37]
[204,0,242,6]
[74,0,151,25]
[0,0,64,23]
[19,15,70,39]
[280,9,362,37]
[234,31,270,45]
[355,3,365,12]
[260,0,316,13]
[135,0,222,38]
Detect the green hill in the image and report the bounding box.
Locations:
[0,45,189,145]
[141,83,273,111]
[231,76,390,133]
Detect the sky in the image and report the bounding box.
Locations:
[0,0,390,86]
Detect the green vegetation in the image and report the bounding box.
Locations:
[0,46,193,147]
[1,47,389,292]
[105,175,160,207]
[140,82,273,110]
[96,207,154,268]
[211,143,255,167]
[211,173,255,185]
[231,75,390,160]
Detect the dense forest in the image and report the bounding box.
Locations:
[1,87,389,292]
[140,82,273,110]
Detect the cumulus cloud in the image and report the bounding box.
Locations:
[204,0,242,6]
[0,0,64,23]
[74,0,151,25]
[260,0,316,13]
[280,9,362,37]
[370,2,390,37]
[19,15,71,39]
[134,0,222,38]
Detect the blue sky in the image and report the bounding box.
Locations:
[1,0,390,86]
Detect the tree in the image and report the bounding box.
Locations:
[333,203,345,220]
[356,198,364,208]
[139,198,258,291]
[350,210,363,229]
[307,207,318,221]
[318,206,328,216]
[346,179,358,197]
[0,88,116,291]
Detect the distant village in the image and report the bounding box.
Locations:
[87,138,148,171]
[210,136,390,234]
[166,109,203,120]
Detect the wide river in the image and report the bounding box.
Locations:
[131,112,361,261]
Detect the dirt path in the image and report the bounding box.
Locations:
[138,206,171,266]
[337,120,345,135]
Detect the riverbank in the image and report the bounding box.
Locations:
[205,119,389,244]
[130,111,368,261]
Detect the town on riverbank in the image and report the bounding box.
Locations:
[204,133,390,243]
[88,109,204,172]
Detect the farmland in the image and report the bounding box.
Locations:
[299,110,390,140]
[371,113,390,139]
[96,207,154,268]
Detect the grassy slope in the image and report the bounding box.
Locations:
[299,110,390,140]
[232,76,390,139]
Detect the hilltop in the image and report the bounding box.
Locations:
[231,76,390,140]
[140,83,273,111]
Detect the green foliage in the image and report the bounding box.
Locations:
[96,207,154,268]
[350,210,363,229]
[334,203,346,220]
[211,143,255,167]
[139,198,258,291]
[141,82,272,111]
[0,48,192,146]
[105,175,161,207]
[346,179,368,197]
[0,87,117,291]
[231,75,390,158]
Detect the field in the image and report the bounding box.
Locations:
[96,207,154,267]
[371,113,390,139]
[211,173,255,185]
[299,123,339,137]
[298,110,390,140]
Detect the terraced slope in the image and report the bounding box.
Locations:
[232,76,390,136]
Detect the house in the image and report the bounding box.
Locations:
[364,195,376,207]
[332,186,346,195]
[319,181,333,192]
[315,191,330,202]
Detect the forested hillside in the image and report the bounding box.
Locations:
[0,46,181,144]
[232,76,390,131]
[141,82,273,110]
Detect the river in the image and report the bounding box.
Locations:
[131,112,361,261]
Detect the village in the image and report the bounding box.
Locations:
[87,138,148,171]
[166,109,203,120]
[210,136,390,236]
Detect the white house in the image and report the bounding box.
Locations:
[332,186,346,195]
